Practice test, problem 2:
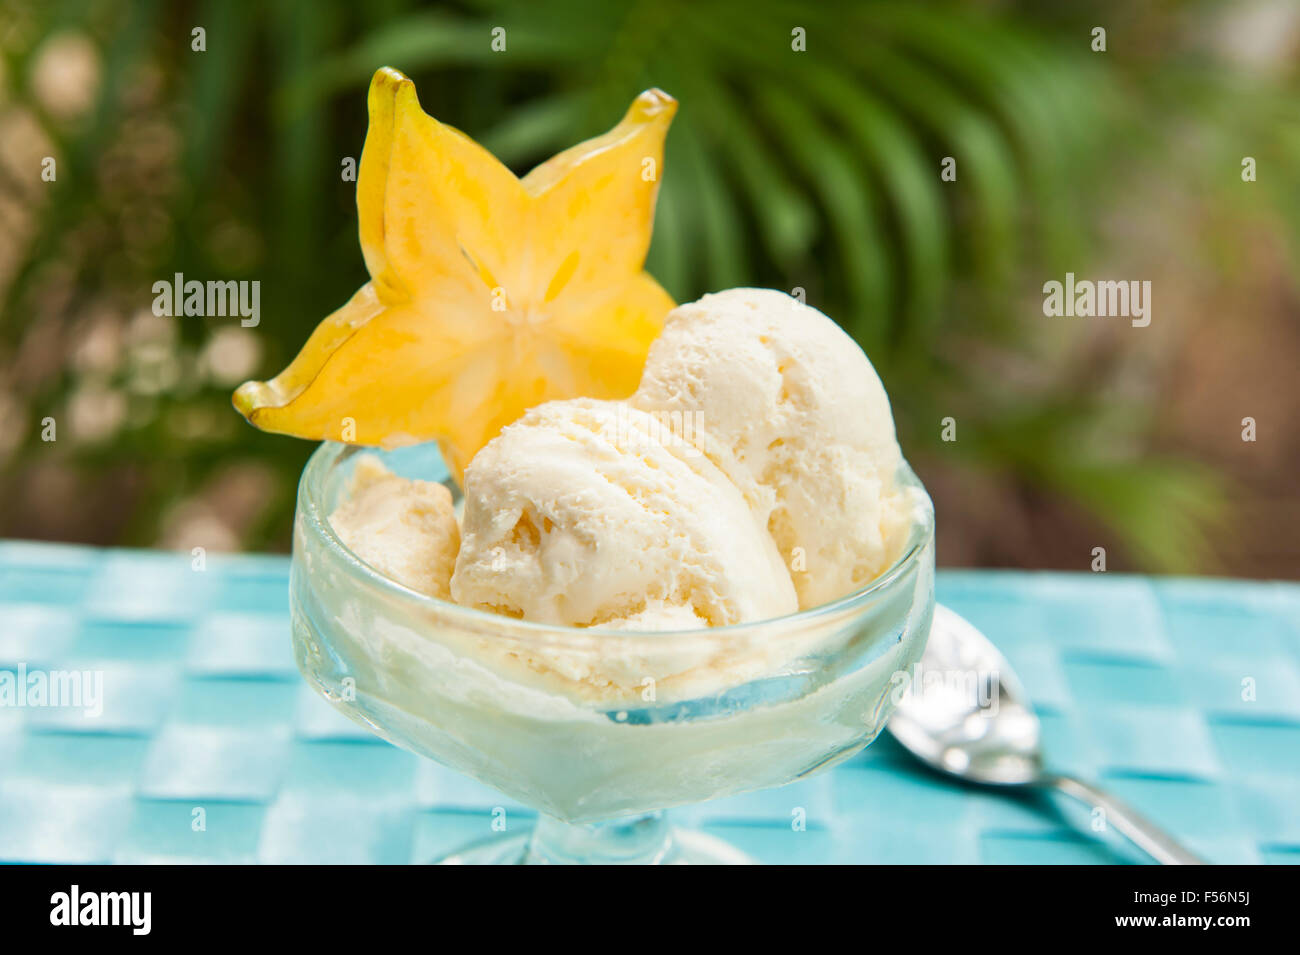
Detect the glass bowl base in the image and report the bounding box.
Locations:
[435,825,756,865]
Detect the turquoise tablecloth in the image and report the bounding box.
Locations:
[1,540,1297,864]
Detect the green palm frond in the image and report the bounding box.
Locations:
[4,0,1292,568]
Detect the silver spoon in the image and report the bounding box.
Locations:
[887,604,1204,865]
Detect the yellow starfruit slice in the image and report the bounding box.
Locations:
[233,67,677,481]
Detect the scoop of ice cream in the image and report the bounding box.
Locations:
[451,398,798,627]
[329,454,460,598]
[633,288,912,608]
[599,602,710,632]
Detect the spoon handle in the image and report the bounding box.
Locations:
[1041,773,1205,865]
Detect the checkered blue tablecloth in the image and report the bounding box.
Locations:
[1,539,1297,864]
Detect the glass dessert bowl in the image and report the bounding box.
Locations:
[290,441,936,864]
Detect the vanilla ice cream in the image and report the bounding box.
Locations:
[450,398,798,628]
[329,454,460,598]
[329,288,917,631]
[633,288,913,608]
[601,603,710,632]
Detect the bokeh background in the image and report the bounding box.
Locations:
[0,0,1296,577]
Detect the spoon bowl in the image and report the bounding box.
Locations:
[888,605,1042,785]
[888,604,1204,865]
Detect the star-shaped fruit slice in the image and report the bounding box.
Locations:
[233,67,677,481]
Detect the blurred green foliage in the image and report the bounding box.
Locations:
[1,0,1296,570]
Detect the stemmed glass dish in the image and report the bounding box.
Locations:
[291,441,936,864]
